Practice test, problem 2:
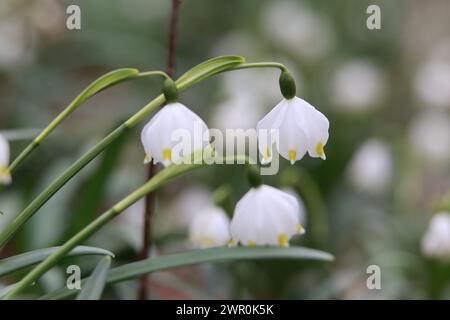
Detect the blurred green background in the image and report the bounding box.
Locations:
[1,0,450,299]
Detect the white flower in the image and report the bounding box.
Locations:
[261,1,333,61]
[0,133,11,185]
[421,212,450,261]
[409,110,450,163]
[414,40,450,109]
[189,206,231,248]
[141,102,209,166]
[331,60,385,112]
[230,185,304,247]
[257,97,329,164]
[347,139,393,194]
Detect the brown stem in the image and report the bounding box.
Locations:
[138,0,182,300]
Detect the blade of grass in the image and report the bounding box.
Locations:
[76,256,111,300]
[0,246,114,278]
[42,247,333,300]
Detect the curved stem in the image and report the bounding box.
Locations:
[3,154,249,299]
[8,70,169,175]
[230,62,287,72]
[137,71,171,79]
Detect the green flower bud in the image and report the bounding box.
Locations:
[279,71,296,100]
[163,78,178,103]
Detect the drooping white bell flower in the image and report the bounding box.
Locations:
[230,184,304,247]
[189,206,231,248]
[421,212,450,261]
[141,102,209,166]
[257,97,329,164]
[0,133,11,185]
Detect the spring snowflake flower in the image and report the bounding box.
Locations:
[421,212,450,261]
[189,206,231,248]
[257,71,329,165]
[0,133,11,185]
[257,97,329,164]
[141,102,209,166]
[230,184,304,247]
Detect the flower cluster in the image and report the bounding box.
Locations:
[140,71,329,166]
[141,69,328,248]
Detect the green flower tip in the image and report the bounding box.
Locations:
[163,78,179,103]
[279,71,296,100]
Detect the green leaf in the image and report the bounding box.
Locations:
[41,247,333,300]
[0,246,114,278]
[176,55,245,90]
[75,69,140,102]
[76,256,111,300]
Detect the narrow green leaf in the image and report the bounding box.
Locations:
[0,246,114,278]
[41,247,333,300]
[75,69,140,102]
[76,256,111,300]
[176,55,245,90]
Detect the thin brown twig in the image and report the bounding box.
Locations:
[138,0,182,300]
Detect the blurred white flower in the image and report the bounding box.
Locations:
[331,60,385,112]
[415,60,450,109]
[221,69,281,104]
[230,185,304,247]
[421,212,450,260]
[212,95,263,131]
[409,110,450,163]
[189,206,231,248]
[414,40,450,109]
[261,1,333,61]
[0,16,34,69]
[141,102,209,166]
[28,0,65,38]
[0,133,11,185]
[347,139,393,194]
[212,32,260,59]
[257,97,329,164]
[164,186,213,230]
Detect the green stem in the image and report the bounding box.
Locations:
[230,62,287,72]
[3,155,248,299]
[8,70,169,174]
[0,57,288,250]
